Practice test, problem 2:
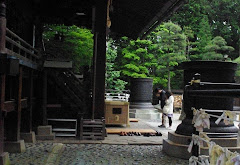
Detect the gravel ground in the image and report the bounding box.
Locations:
[9,143,188,165]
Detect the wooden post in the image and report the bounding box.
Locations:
[0,74,5,154]
[29,70,33,132]
[0,1,6,53]
[42,70,47,125]
[21,70,33,132]
[16,67,23,140]
[0,0,6,155]
[5,67,22,141]
[92,0,107,119]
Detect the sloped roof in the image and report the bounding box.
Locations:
[36,0,185,39]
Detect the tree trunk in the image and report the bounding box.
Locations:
[167,67,171,91]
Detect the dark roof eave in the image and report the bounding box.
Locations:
[138,0,185,39]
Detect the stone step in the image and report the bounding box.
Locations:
[129,109,159,114]
[164,132,240,160]
[168,132,238,147]
[163,139,191,160]
[210,137,237,147]
[135,113,160,120]
[168,132,192,145]
[129,108,161,119]
[200,146,240,155]
[129,102,156,110]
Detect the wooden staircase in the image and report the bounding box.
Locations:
[46,69,88,137]
[47,69,86,112]
[80,117,106,140]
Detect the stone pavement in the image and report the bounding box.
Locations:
[9,112,189,165]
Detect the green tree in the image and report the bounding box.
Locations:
[201,36,234,60]
[155,21,187,90]
[171,0,240,60]
[120,38,155,79]
[43,25,93,73]
[106,39,127,90]
[208,0,240,58]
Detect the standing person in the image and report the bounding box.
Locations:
[163,91,174,129]
[154,87,166,127]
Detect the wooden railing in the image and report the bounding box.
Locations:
[5,28,41,69]
[105,89,130,102]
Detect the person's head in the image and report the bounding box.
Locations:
[154,87,163,97]
[165,91,172,99]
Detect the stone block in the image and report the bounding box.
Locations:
[36,133,55,141]
[20,131,36,143]
[0,152,10,165]
[168,132,191,145]
[37,125,52,135]
[211,137,237,147]
[163,139,191,160]
[4,140,26,153]
[129,109,161,120]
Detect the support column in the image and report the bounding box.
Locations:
[92,0,107,119]
[5,66,26,153]
[20,70,36,143]
[0,74,9,165]
[42,70,47,126]
[0,1,10,164]
[36,70,55,141]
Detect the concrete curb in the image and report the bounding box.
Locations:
[45,143,65,165]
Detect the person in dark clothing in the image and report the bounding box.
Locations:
[154,87,166,127]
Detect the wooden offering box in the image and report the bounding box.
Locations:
[105,101,129,126]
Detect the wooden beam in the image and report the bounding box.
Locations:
[92,0,107,119]
[42,70,47,125]
[3,99,27,112]
[5,67,23,141]
[46,104,61,108]
[28,70,33,132]
[0,0,6,155]
[0,74,5,154]
[16,66,23,140]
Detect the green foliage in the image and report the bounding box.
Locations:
[149,21,187,90]
[171,0,240,60]
[119,38,154,79]
[201,36,234,60]
[43,25,93,73]
[106,39,127,90]
[234,57,240,77]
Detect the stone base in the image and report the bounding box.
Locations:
[0,152,10,165]
[36,133,55,141]
[20,131,36,143]
[4,140,26,153]
[129,102,156,110]
[36,125,55,141]
[163,132,191,160]
[37,125,52,135]
[163,131,240,160]
[129,109,161,120]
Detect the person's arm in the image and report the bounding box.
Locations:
[160,93,166,109]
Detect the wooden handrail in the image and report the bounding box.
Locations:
[6,37,39,59]
[6,28,39,53]
[4,28,41,68]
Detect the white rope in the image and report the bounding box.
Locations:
[194,108,240,123]
[200,108,240,114]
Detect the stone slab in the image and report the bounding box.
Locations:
[0,152,10,165]
[37,125,52,135]
[210,137,237,147]
[20,132,36,143]
[4,140,26,153]
[36,133,55,140]
[163,139,191,160]
[129,108,161,120]
[168,132,192,145]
